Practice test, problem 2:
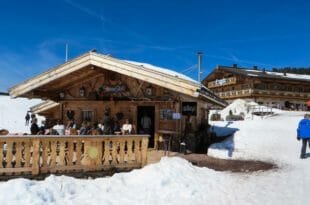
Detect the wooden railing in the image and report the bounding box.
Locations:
[217,88,310,100]
[217,89,253,99]
[0,135,149,177]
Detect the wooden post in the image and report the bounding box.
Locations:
[103,140,110,166]
[24,140,31,168]
[119,140,125,164]
[127,140,133,163]
[50,141,57,167]
[6,142,13,169]
[134,139,141,163]
[67,140,74,166]
[15,141,22,168]
[96,140,103,166]
[141,137,149,167]
[59,141,66,166]
[111,140,117,165]
[32,139,40,175]
[75,140,82,166]
[41,141,48,172]
[82,141,91,166]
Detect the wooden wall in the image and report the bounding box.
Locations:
[41,96,207,149]
[37,69,209,148]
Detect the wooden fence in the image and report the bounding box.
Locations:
[0,135,149,177]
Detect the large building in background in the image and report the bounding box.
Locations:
[202,65,310,111]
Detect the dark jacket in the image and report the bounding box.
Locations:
[30,123,40,135]
[103,115,114,134]
[297,119,310,139]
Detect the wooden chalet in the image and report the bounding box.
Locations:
[10,51,226,149]
[203,65,310,110]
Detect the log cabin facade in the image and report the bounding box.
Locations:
[10,51,226,149]
[202,65,310,110]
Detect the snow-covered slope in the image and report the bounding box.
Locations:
[0,95,44,134]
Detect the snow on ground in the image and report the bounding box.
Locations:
[0,95,44,134]
[0,98,310,204]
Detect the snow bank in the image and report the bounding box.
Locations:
[1,150,309,205]
[0,157,230,205]
[219,99,282,120]
[220,99,252,119]
[0,95,44,134]
[209,111,308,162]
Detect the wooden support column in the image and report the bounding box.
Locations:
[141,137,149,167]
[31,139,40,175]
[154,104,159,149]
[60,103,64,121]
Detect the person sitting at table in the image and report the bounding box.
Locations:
[90,122,103,135]
[65,119,77,135]
[121,118,133,134]
[113,118,121,133]
[30,118,40,135]
[66,119,76,129]
[79,121,91,135]
[52,120,65,135]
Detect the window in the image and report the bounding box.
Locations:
[82,110,93,122]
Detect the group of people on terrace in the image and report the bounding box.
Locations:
[27,108,138,136]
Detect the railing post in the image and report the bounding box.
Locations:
[141,137,149,167]
[32,139,40,175]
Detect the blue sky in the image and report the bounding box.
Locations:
[1,0,310,91]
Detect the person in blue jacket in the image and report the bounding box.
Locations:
[297,114,310,159]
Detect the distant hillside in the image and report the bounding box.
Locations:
[272,67,310,75]
[0,92,9,96]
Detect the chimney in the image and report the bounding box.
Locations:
[233,64,238,68]
[253,65,258,70]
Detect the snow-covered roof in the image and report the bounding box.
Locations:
[205,65,310,83]
[123,60,200,84]
[9,51,226,107]
[245,69,310,81]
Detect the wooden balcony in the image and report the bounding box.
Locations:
[216,88,310,100]
[217,89,253,99]
[0,135,149,178]
[208,77,237,88]
[252,89,310,99]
